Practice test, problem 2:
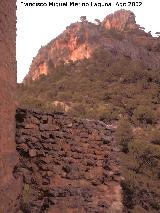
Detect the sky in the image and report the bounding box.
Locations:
[16,0,160,83]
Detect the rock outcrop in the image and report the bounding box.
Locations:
[23,21,103,82]
[23,10,160,83]
[102,9,139,31]
[0,1,22,212]
[16,108,123,213]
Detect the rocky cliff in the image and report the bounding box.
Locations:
[102,9,139,31]
[24,10,160,83]
[15,108,122,213]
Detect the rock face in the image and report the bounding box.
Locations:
[24,21,103,82]
[16,108,123,212]
[0,1,22,212]
[102,9,139,31]
[24,10,160,83]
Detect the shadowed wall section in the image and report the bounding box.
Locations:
[0,1,22,212]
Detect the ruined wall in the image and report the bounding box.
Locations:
[0,1,22,212]
[16,108,123,213]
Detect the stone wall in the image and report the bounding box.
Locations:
[16,108,123,213]
[0,1,22,212]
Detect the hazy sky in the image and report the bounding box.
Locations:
[16,0,160,82]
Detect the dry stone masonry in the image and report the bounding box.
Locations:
[16,108,123,213]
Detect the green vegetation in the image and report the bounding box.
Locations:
[132,105,157,125]
[20,184,31,212]
[18,47,160,212]
[115,119,133,153]
[18,48,160,123]
[121,140,160,213]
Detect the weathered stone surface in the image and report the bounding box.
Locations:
[102,9,138,31]
[16,108,123,212]
[0,1,22,212]
[29,149,37,157]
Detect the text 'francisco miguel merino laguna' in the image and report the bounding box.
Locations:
[21,2,112,7]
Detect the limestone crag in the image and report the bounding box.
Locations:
[15,108,123,213]
[102,10,139,31]
[23,21,103,82]
[24,10,160,83]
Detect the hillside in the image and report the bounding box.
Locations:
[18,10,160,213]
[23,9,160,83]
